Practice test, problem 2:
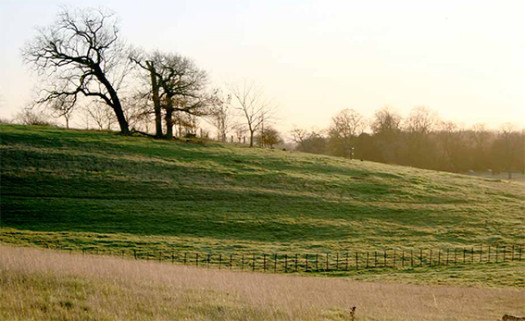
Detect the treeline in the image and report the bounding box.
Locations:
[20,7,276,147]
[17,6,523,175]
[292,107,524,176]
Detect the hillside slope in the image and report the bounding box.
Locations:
[1,124,524,255]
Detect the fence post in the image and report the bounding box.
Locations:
[305,254,309,272]
[411,250,413,267]
[230,254,233,269]
[336,253,339,270]
[219,254,222,269]
[383,251,387,267]
[367,252,370,269]
[134,249,137,259]
[420,249,423,267]
[207,254,211,267]
[471,247,474,263]
[463,248,466,264]
[488,246,491,262]
[159,251,162,262]
[285,254,288,272]
[438,249,441,266]
[295,254,298,272]
[316,254,319,271]
[374,251,377,268]
[196,253,199,267]
[184,252,187,265]
[355,252,358,270]
[479,245,483,263]
[393,250,396,268]
[326,253,329,271]
[274,254,277,273]
[429,249,432,266]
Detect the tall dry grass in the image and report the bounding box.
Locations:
[0,245,523,321]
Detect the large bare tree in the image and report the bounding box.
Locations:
[229,82,272,147]
[22,7,131,134]
[131,50,208,139]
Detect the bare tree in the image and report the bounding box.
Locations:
[133,52,207,139]
[328,108,366,158]
[206,89,234,142]
[85,101,115,130]
[257,126,282,148]
[229,82,272,147]
[22,7,131,134]
[493,123,523,179]
[371,106,402,136]
[404,106,438,134]
[402,106,440,167]
[291,128,309,150]
[47,96,75,129]
[15,109,55,126]
[129,49,164,137]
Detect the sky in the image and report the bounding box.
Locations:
[1,0,525,133]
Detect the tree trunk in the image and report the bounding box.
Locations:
[165,96,174,140]
[112,99,130,135]
[94,67,129,135]
[249,130,254,147]
[146,61,163,138]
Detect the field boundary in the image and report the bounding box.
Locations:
[33,242,524,273]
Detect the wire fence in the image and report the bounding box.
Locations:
[42,243,524,273]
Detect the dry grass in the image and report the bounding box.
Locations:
[1,246,523,321]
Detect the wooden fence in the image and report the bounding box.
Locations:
[51,244,525,273]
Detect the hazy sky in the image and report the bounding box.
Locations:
[1,0,524,132]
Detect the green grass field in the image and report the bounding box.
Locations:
[1,124,524,286]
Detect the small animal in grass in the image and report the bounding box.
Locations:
[349,306,356,321]
[503,315,525,321]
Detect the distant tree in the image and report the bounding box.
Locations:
[371,106,402,136]
[229,82,272,147]
[84,101,116,130]
[15,109,55,126]
[328,108,366,158]
[370,106,403,163]
[291,128,309,151]
[258,126,282,148]
[402,106,439,167]
[435,121,467,172]
[48,96,75,129]
[22,7,131,134]
[206,90,234,142]
[404,106,437,134]
[492,123,523,179]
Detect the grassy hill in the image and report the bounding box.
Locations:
[1,124,524,264]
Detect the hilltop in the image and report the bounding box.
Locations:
[1,124,524,257]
